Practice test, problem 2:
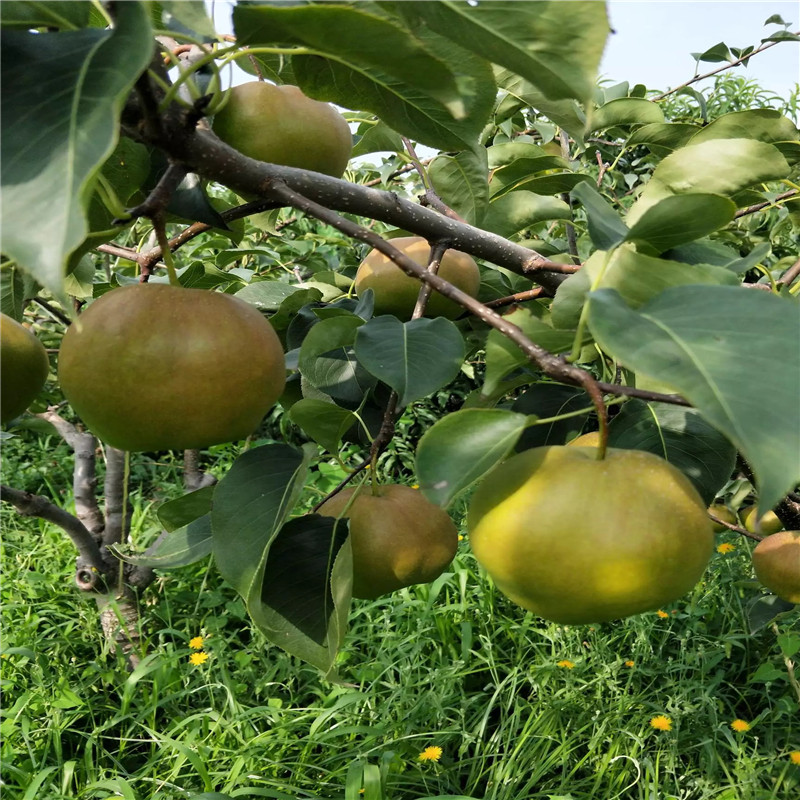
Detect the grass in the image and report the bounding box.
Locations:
[1,433,799,800]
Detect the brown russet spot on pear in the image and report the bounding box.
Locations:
[58,285,286,452]
[468,446,714,624]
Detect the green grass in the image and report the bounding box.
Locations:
[2,437,799,800]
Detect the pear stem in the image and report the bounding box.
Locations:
[153,219,181,287]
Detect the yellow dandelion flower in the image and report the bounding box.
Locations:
[556,660,575,669]
[624,660,635,668]
[656,610,669,619]
[189,651,209,666]
[717,542,736,554]
[411,484,419,490]
[790,751,800,764]
[418,746,443,762]
[731,719,750,732]
[458,534,464,542]
[189,635,205,650]
[650,715,672,731]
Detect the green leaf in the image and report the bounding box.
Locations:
[354,316,465,407]
[0,3,153,296]
[0,1,91,29]
[495,67,586,142]
[482,191,571,239]
[248,514,352,675]
[114,515,213,570]
[483,308,575,396]
[747,594,796,634]
[291,29,495,151]
[233,3,476,118]
[689,109,799,145]
[778,633,800,658]
[625,194,737,254]
[551,247,738,333]
[692,41,732,63]
[162,1,217,39]
[416,409,528,507]
[157,486,215,533]
[429,148,489,226]
[570,183,628,250]
[588,98,664,132]
[211,443,309,596]
[351,120,404,158]
[627,139,791,225]
[235,281,305,311]
[289,399,357,454]
[626,123,702,151]
[748,662,786,683]
[398,1,609,102]
[607,400,736,505]
[0,268,26,321]
[298,315,376,404]
[488,154,571,199]
[588,287,800,513]
[511,384,591,450]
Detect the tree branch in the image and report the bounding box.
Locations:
[128,115,571,293]
[734,189,798,219]
[38,411,105,537]
[652,33,800,100]
[103,447,130,547]
[0,484,106,578]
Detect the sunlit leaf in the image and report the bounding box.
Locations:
[588,287,800,513]
[416,409,528,506]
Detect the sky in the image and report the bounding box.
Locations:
[209,1,800,104]
[602,1,799,100]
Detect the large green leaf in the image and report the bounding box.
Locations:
[626,123,702,151]
[511,384,591,450]
[627,139,791,225]
[607,400,737,505]
[689,109,799,145]
[0,1,91,29]
[157,486,215,532]
[550,247,738,331]
[588,98,665,132]
[428,148,489,226]
[482,191,571,239]
[398,1,609,102]
[248,514,352,676]
[233,3,475,117]
[289,399,357,454]
[0,2,152,296]
[588,287,800,513]
[354,316,465,407]
[297,315,376,405]
[114,515,213,570]
[211,443,310,596]
[416,409,528,507]
[0,268,26,322]
[625,194,737,255]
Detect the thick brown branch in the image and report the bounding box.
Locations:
[38,411,105,536]
[135,120,570,293]
[104,447,130,547]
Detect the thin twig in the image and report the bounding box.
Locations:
[777,256,800,288]
[707,511,763,542]
[652,33,800,100]
[734,189,798,219]
[485,288,546,308]
[403,137,467,222]
[559,130,580,265]
[31,297,71,326]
